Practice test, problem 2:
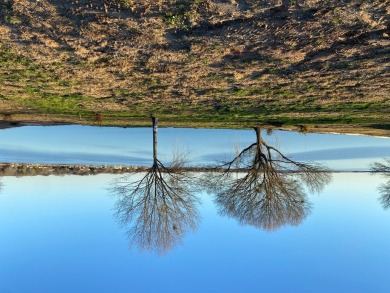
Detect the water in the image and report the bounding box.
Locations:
[0,126,389,292]
[0,125,389,170]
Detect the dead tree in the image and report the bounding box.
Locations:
[371,158,390,210]
[206,127,331,231]
[109,117,200,254]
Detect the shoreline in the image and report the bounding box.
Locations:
[0,163,383,177]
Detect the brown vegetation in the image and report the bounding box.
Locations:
[0,0,389,133]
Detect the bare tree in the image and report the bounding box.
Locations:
[371,158,390,210]
[206,127,331,231]
[109,117,200,254]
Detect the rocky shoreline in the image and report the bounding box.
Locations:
[0,163,148,176]
[0,162,378,176]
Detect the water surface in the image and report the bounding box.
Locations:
[1,125,389,170]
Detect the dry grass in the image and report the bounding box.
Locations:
[0,0,389,134]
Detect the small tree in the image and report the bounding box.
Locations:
[109,117,200,254]
[206,127,331,231]
[371,158,390,210]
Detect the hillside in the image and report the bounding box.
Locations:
[0,0,389,134]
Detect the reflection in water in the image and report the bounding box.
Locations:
[109,122,333,252]
[371,158,390,210]
[206,127,332,231]
[109,118,200,254]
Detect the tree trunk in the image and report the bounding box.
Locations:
[254,127,263,165]
[254,127,261,150]
[152,117,158,165]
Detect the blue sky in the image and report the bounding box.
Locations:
[0,173,389,293]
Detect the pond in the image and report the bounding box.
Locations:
[0,126,389,292]
[0,125,390,170]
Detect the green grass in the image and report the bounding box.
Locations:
[17,93,91,114]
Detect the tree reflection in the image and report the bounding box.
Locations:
[109,117,200,254]
[371,158,390,210]
[206,127,332,231]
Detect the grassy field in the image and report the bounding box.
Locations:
[0,0,389,135]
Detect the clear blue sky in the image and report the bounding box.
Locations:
[0,173,389,293]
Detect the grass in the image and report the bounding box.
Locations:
[3,91,386,128]
[19,93,87,114]
[0,1,389,136]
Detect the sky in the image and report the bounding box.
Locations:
[0,173,389,293]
